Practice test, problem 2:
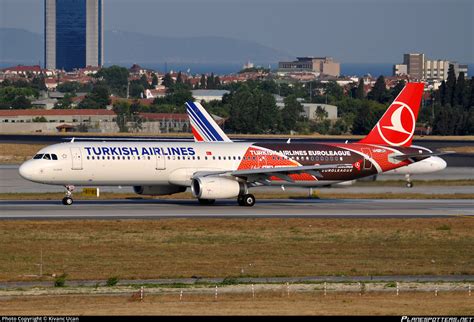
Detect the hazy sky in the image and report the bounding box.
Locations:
[1,0,473,63]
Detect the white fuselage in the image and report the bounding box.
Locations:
[19,142,255,187]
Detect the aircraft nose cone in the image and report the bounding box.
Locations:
[19,161,36,181]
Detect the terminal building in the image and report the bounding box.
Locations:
[45,0,104,71]
[0,110,190,134]
[278,57,340,77]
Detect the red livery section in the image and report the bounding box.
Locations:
[359,82,424,147]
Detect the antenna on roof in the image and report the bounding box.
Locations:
[71,137,75,143]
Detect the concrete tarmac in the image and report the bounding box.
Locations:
[0,199,473,220]
[1,164,473,194]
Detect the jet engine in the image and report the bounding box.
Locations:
[133,185,186,196]
[191,177,247,199]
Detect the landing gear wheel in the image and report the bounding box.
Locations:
[241,194,255,207]
[237,195,245,206]
[198,198,215,205]
[62,197,73,205]
[406,182,414,188]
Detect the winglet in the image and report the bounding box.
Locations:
[185,101,232,142]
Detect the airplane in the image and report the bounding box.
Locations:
[187,91,447,188]
[19,82,447,206]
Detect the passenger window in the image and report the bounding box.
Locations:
[33,154,44,159]
[52,154,58,160]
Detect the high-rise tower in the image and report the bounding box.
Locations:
[45,0,103,71]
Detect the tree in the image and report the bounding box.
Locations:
[151,73,159,87]
[53,93,74,109]
[454,72,466,107]
[445,64,456,106]
[281,95,303,132]
[113,100,130,132]
[0,86,37,109]
[439,81,447,106]
[11,95,31,109]
[112,100,143,133]
[351,101,383,134]
[162,73,174,88]
[129,82,145,99]
[355,78,365,100]
[31,76,47,91]
[470,77,474,108]
[214,76,221,88]
[207,73,215,89]
[199,74,206,89]
[325,81,343,101]
[95,65,129,97]
[390,80,406,100]
[315,105,328,122]
[368,76,390,103]
[78,83,110,109]
[176,72,183,84]
[32,116,47,122]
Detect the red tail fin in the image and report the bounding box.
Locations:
[359,82,425,147]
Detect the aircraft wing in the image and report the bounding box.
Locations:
[193,164,352,185]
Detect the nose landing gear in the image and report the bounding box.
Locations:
[405,174,413,188]
[62,185,75,205]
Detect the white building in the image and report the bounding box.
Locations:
[192,90,230,102]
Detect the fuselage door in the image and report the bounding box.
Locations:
[70,148,83,170]
[361,148,373,170]
[156,154,166,170]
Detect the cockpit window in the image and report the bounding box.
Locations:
[33,153,58,160]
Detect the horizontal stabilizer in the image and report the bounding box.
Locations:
[392,151,454,161]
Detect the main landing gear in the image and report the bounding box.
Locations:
[62,185,75,205]
[237,194,256,207]
[405,174,414,188]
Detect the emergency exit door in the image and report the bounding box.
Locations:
[361,148,373,170]
[156,154,166,170]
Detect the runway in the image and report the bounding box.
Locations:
[2,164,474,194]
[1,199,473,220]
